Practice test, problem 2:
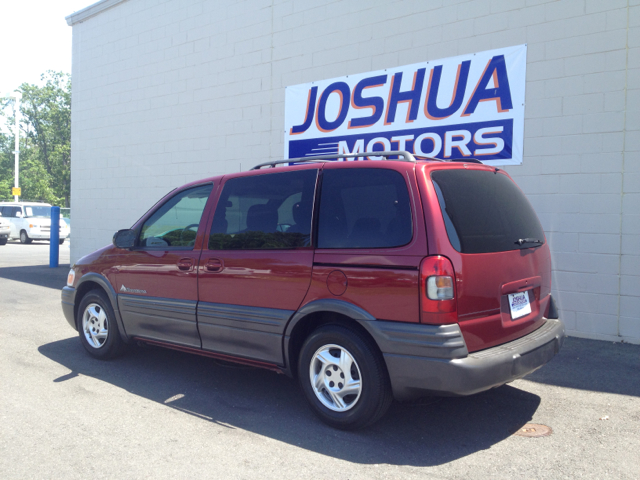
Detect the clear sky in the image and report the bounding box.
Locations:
[0,0,94,95]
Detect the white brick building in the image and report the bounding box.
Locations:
[67,0,639,344]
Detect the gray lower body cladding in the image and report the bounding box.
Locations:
[61,286,76,329]
[62,283,565,401]
[379,318,565,401]
[197,302,292,364]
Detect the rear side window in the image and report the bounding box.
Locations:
[209,169,318,250]
[431,169,545,254]
[2,206,20,217]
[317,168,412,249]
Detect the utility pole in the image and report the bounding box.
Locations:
[13,91,21,202]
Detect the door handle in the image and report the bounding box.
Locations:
[204,258,223,272]
[177,258,194,271]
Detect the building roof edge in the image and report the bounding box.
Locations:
[66,0,128,26]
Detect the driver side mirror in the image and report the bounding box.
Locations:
[113,229,137,249]
[16,211,23,218]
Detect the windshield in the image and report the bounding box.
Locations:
[24,206,52,218]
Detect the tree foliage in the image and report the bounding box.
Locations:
[0,71,71,206]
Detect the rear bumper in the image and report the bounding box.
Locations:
[377,318,565,401]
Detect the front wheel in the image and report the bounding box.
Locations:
[0,238,7,246]
[298,325,392,430]
[77,289,126,360]
[20,230,32,244]
[58,238,65,245]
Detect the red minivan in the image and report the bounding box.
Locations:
[61,151,564,429]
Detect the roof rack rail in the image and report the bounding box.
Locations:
[251,151,485,169]
[251,150,417,170]
[413,155,484,164]
[454,158,483,164]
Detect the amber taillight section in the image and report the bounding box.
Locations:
[420,255,457,324]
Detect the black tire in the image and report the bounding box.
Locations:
[0,238,7,246]
[20,230,32,244]
[76,289,126,360]
[298,324,392,430]
[58,238,65,245]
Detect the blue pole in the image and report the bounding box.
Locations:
[50,206,60,268]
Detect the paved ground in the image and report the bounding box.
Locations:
[1,240,639,479]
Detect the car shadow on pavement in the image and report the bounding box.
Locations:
[524,337,640,397]
[0,264,70,290]
[39,338,540,467]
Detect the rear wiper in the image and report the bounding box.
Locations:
[515,238,543,246]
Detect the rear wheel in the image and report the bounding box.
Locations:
[58,238,65,245]
[20,230,32,244]
[298,324,392,430]
[77,289,126,360]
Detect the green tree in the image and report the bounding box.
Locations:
[0,71,71,206]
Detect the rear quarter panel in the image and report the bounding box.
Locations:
[302,162,428,323]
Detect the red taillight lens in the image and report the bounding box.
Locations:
[420,255,457,324]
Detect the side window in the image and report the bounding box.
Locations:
[317,168,412,249]
[2,206,17,217]
[209,169,318,250]
[139,184,213,248]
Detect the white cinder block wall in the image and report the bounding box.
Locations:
[68,0,639,344]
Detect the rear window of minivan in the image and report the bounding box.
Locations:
[431,169,545,254]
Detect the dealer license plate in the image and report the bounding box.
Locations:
[508,291,531,319]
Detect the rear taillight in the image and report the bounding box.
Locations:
[420,256,457,324]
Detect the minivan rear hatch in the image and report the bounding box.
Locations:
[428,167,552,352]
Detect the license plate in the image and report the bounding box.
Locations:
[508,291,531,319]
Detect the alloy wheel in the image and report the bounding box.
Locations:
[309,344,362,412]
[82,303,109,348]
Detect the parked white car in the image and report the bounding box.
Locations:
[0,202,70,244]
[0,213,9,245]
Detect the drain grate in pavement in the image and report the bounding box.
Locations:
[513,423,553,437]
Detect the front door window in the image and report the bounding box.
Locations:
[139,184,213,249]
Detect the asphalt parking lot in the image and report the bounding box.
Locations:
[1,240,639,479]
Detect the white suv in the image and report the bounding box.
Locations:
[0,202,70,244]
